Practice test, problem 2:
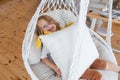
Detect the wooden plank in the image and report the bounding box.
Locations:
[0,64,18,80]
[0,0,38,80]
[0,53,31,80]
[87,12,120,24]
[4,51,26,70]
[0,0,21,12]
[0,44,25,71]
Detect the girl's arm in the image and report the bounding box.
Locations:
[41,57,61,77]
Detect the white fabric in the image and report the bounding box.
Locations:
[40,20,99,80]
[28,34,41,64]
[90,0,106,4]
[31,61,62,80]
[92,37,118,80]
[30,35,118,80]
[60,9,77,24]
[40,45,49,59]
[90,0,101,3]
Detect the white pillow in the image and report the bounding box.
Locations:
[28,34,41,64]
[59,9,77,24]
[40,20,99,80]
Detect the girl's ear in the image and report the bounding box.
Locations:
[36,25,44,36]
[36,28,39,36]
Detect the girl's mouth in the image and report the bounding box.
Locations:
[48,26,54,32]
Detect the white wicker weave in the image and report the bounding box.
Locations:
[22,0,118,80]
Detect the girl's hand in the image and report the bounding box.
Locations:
[41,58,62,77]
[54,67,62,77]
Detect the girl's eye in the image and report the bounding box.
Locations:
[43,25,47,28]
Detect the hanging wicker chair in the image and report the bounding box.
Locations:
[22,0,118,80]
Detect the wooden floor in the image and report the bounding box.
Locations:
[0,0,120,80]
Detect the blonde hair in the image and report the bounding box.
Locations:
[36,15,61,36]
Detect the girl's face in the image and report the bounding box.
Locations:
[37,19,57,32]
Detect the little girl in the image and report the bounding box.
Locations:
[36,15,120,80]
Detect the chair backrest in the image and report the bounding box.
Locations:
[89,0,108,13]
[88,0,113,46]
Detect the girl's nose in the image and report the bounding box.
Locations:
[45,25,52,31]
[47,24,52,28]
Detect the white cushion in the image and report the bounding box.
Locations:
[59,9,77,24]
[40,20,99,80]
